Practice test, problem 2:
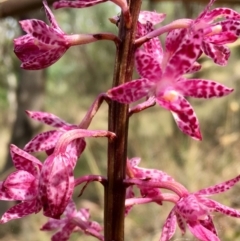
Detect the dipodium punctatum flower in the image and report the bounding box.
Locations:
[38,128,115,218]
[107,27,233,140]
[24,110,86,166]
[161,174,240,241]
[190,0,240,66]
[14,0,99,70]
[41,200,104,241]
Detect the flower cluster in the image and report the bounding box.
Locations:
[1,0,240,241]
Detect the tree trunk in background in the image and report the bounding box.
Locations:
[1,10,46,174]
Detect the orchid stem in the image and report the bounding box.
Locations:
[104,1,142,241]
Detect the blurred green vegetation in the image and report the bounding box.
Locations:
[1,1,240,241]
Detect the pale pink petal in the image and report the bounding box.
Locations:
[176,79,233,98]
[107,78,154,104]
[176,212,186,234]
[10,144,42,175]
[64,200,77,216]
[199,215,218,236]
[135,50,162,81]
[210,199,240,218]
[0,199,41,223]
[43,0,64,34]
[160,209,177,241]
[206,32,238,45]
[3,170,37,200]
[128,157,141,168]
[165,28,187,56]
[39,154,75,219]
[187,221,220,241]
[205,8,240,22]
[26,110,77,129]
[157,92,201,140]
[65,139,86,168]
[196,174,240,195]
[164,30,203,78]
[202,41,230,66]
[24,130,64,153]
[51,223,76,241]
[41,218,66,231]
[138,11,166,25]
[139,22,163,63]
[19,20,66,45]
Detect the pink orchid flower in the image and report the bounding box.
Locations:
[24,110,86,167]
[37,128,115,219]
[127,157,175,204]
[14,0,97,70]
[168,0,240,66]
[0,130,114,221]
[41,200,103,241]
[108,28,233,140]
[125,157,177,215]
[161,174,240,241]
[0,145,42,223]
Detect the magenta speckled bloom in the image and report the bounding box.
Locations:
[161,174,240,241]
[108,28,233,140]
[14,0,71,70]
[14,0,97,70]
[24,110,86,167]
[41,200,104,241]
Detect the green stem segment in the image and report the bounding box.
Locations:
[104,1,142,241]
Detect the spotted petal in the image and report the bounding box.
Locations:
[39,154,75,219]
[164,30,203,78]
[43,0,64,33]
[176,79,233,98]
[196,174,240,195]
[3,170,37,200]
[135,50,162,81]
[160,209,177,241]
[187,221,220,241]
[205,8,240,22]
[0,199,41,223]
[206,32,238,45]
[26,110,77,129]
[10,144,42,176]
[19,20,66,44]
[157,91,201,140]
[24,130,64,153]
[202,41,230,66]
[138,11,166,25]
[107,78,154,104]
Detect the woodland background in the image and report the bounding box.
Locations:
[0,0,240,240]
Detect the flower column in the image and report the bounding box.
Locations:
[105,1,142,241]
